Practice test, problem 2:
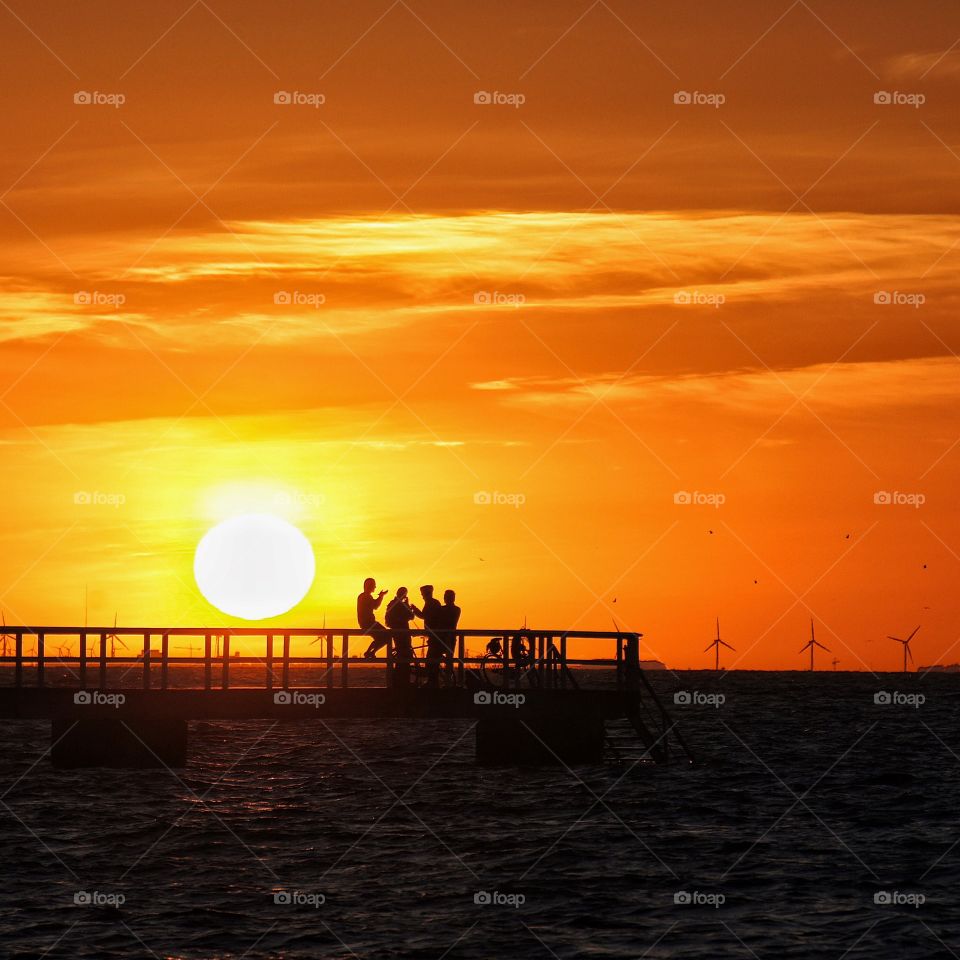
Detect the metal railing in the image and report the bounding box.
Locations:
[0,627,642,691]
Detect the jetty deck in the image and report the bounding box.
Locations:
[0,627,692,767]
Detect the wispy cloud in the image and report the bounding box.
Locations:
[478,357,960,415]
[3,210,959,349]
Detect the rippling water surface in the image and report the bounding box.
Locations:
[1,669,959,958]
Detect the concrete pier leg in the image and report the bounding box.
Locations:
[475,710,604,766]
[51,717,188,768]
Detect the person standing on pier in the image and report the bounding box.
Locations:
[359,578,391,659]
[437,589,461,681]
[419,584,444,687]
[385,587,419,685]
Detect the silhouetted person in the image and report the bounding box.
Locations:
[437,589,461,680]
[385,587,419,686]
[359,578,390,659]
[419,584,444,687]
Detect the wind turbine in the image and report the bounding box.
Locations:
[705,618,734,671]
[888,625,919,673]
[107,613,127,658]
[799,619,830,671]
[0,612,14,657]
[178,641,200,657]
[831,657,840,671]
[310,611,328,648]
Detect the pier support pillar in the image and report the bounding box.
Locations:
[475,708,604,766]
[51,717,188,768]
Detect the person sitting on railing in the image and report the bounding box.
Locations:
[385,587,419,685]
[359,578,391,660]
[436,589,461,681]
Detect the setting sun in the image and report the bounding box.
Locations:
[193,514,315,620]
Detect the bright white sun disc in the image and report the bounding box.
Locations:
[194,513,315,620]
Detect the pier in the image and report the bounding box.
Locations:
[0,627,692,768]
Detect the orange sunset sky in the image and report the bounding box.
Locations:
[1,1,960,670]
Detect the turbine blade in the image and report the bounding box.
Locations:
[907,626,920,642]
[719,640,736,650]
[703,642,715,653]
[907,645,914,663]
[814,641,831,652]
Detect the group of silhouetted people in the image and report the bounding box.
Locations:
[357,578,461,687]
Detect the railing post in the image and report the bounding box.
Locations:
[14,633,22,688]
[326,633,333,689]
[457,633,465,686]
[79,632,87,688]
[625,633,640,689]
[341,634,349,688]
[265,634,274,689]
[143,633,151,690]
[204,633,212,690]
[37,633,44,688]
[222,634,230,689]
[99,632,107,688]
[160,633,169,690]
[561,634,568,689]
[282,634,290,689]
